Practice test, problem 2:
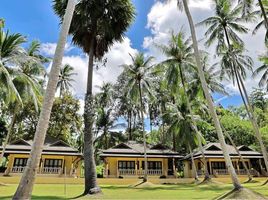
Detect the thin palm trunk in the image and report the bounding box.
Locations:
[178,64,210,181]
[83,36,101,194]
[188,143,199,181]
[13,1,76,199]
[223,26,268,178]
[138,81,148,182]
[0,112,16,161]
[223,129,253,182]
[182,0,242,190]
[258,0,268,28]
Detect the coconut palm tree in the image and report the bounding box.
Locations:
[249,0,268,44]
[122,52,154,182]
[159,32,210,180]
[253,53,268,91]
[53,0,135,195]
[200,0,268,178]
[164,93,204,181]
[0,28,27,104]
[57,64,77,96]
[13,1,76,199]
[176,0,242,189]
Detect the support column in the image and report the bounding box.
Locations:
[173,158,177,178]
[209,161,212,175]
[236,160,240,175]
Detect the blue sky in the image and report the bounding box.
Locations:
[1,0,260,109]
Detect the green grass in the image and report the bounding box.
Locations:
[0,182,268,200]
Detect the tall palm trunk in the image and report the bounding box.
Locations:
[223,130,253,182]
[223,26,268,177]
[258,0,268,28]
[0,112,17,161]
[13,1,76,199]
[83,36,101,194]
[178,65,210,181]
[138,81,148,182]
[188,143,198,181]
[182,0,242,190]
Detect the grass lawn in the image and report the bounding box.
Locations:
[0,181,268,199]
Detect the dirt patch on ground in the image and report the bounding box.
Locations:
[217,188,267,200]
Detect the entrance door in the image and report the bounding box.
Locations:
[168,158,174,175]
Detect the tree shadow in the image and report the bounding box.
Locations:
[0,195,67,200]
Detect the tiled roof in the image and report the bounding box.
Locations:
[0,136,82,156]
[100,141,182,158]
[183,143,263,160]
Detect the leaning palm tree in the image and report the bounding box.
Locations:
[174,0,242,189]
[53,0,135,195]
[122,52,154,183]
[159,32,210,181]
[57,64,77,96]
[250,0,268,44]
[253,53,268,91]
[13,1,76,199]
[200,0,268,179]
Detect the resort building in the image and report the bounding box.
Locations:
[100,141,182,178]
[182,143,265,178]
[0,137,82,177]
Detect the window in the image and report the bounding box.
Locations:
[118,161,135,169]
[13,158,28,167]
[211,162,226,169]
[44,159,63,168]
[142,161,162,170]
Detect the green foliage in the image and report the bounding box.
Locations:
[220,112,255,146]
[48,93,83,143]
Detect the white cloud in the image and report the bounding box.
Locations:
[40,42,74,56]
[46,37,137,100]
[144,0,267,104]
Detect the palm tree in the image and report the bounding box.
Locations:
[122,52,154,182]
[164,94,204,181]
[0,28,27,104]
[176,0,242,189]
[250,0,268,44]
[13,1,76,199]
[53,0,135,195]
[200,0,268,178]
[159,32,210,180]
[253,53,268,91]
[57,64,77,96]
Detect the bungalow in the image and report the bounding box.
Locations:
[0,136,83,177]
[182,143,265,178]
[100,141,182,178]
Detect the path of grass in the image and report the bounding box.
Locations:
[0,182,267,200]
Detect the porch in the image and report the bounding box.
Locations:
[4,166,78,177]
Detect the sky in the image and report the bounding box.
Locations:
[0,0,266,113]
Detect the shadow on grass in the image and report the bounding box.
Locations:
[0,196,66,200]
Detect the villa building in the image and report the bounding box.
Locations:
[100,141,182,178]
[182,143,265,178]
[0,136,82,177]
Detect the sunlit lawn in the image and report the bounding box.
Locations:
[0,181,268,200]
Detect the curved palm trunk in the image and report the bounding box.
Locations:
[178,65,210,181]
[223,26,268,178]
[182,0,242,190]
[188,143,199,181]
[0,113,16,161]
[223,129,253,182]
[237,72,268,179]
[13,1,76,199]
[138,81,148,182]
[83,37,101,194]
[258,0,268,28]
